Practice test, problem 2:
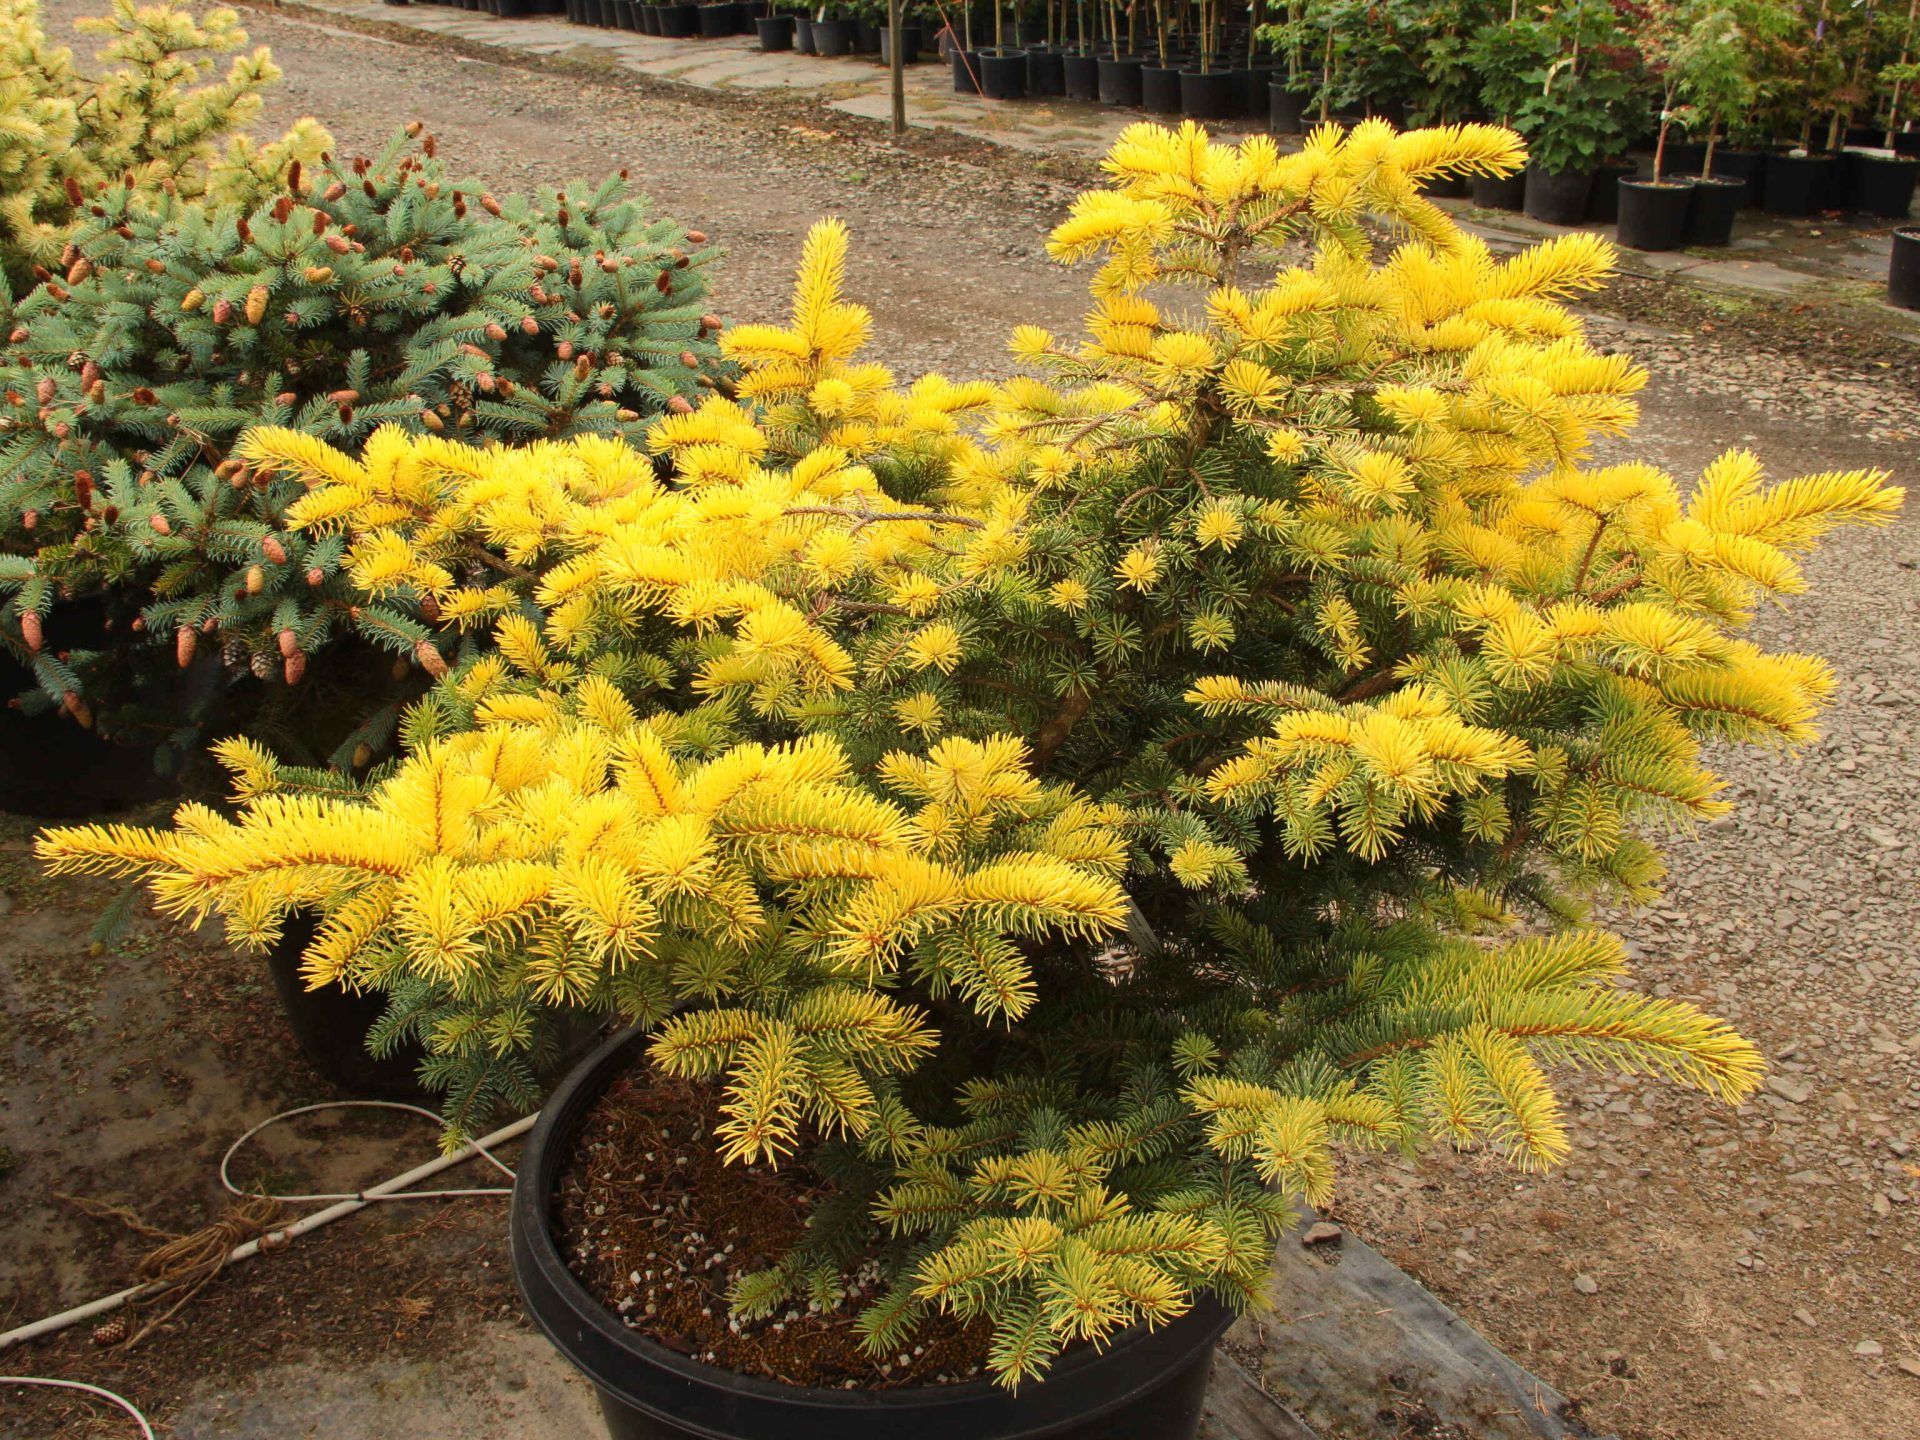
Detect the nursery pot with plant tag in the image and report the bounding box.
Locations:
[755,12,792,47]
[1097,54,1143,105]
[952,47,981,92]
[1470,169,1527,210]
[1762,150,1836,216]
[1063,50,1100,100]
[811,15,856,54]
[265,910,433,1101]
[1269,83,1306,134]
[1523,164,1594,226]
[511,1028,1238,1440]
[1141,63,1183,114]
[979,48,1028,100]
[656,0,699,36]
[1892,228,1920,310]
[1179,68,1237,121]
[1615,178,1695,251]
[1838,150,1919,219]
[1682,174,1743,246]
[1026,46,1066,96]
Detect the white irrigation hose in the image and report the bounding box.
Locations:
[0,1376,156,1439]
[219,1101,517,1202]
[0,1108,536,1355]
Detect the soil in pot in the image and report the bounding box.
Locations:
[1140,63,1182,115]
[1892,227,1920,311]
[1470,169,1527,210]
[1681,174,1743,245]
[1179,68,1236,121]
[978,48,1028,101]
[1523,164,1594,225]
[519,1028,1236,1440]
[1026,46,1066,97]
[1615,178,1695,251]
[1063,49,1100,100]
[1098,54,1143,106]
[1763,150,1836,216]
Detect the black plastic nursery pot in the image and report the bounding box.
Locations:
[856,18,881,52]
[1140,63,1182,115]
[1232,67,1272,119]
[1762,151,1836,216]
[1683,174,1744,246]
[1062,50,1100,100]
[696,1,738,37]
[810,16,855,55]
[1026,46,1066,97]
[793,15,815,51]
[1522,164,1594,226]
[755,13,790,48]
[1179,68,1236,121]
[1268,82,1305,134]
[952,47,981,93]
[1891,228,1920,311]
[610,0,637,30]
[511,1027,1238,1440]
[639,3,661,33]
[1898,132,1920,159]
[979,48,1028,101]
[656,1,698,37]
[881,24,921,65]
[266,911,434,1101]
[1711,148,1766,208]
[1417,172,1469,199]
[1098,55,1143,106]
[1584,160,1636,224]
[1615,178,1694,251]
[1838,151,1919,219]
[1470,169,1526,211]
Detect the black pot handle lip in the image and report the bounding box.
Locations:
[510,1025,1237,1424]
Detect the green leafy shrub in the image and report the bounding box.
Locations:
[0,0,329,291]
[0,128,726,757]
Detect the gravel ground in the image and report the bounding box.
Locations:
[11,3,1919,1437]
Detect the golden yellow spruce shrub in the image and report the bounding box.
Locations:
[41,121,1902,1386]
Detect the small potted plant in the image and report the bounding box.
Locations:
[46,124,1904,1440]
[1890,221,1920,306]
[1762,0,1849,214]
[1139,0,1183,113]
[1095,0,1143,104]
[1673,1,1770,243]
[757,1,797,46]
[1061,0,1103,98]
[1508,0,1637,225]
[1466,12,1545,208]
[1618,0,1707,251]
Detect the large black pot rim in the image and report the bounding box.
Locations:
[511,1025,1237,1439]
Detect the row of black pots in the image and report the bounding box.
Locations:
[413,0,566,15]
[953,50,1272,120]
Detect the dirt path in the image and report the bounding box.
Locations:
[5,4,1917,1438]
